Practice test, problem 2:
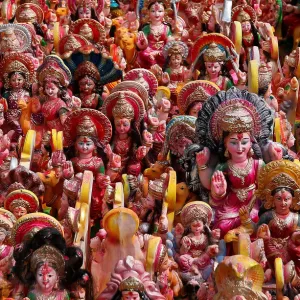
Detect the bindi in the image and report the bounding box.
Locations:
[41,262,51,276]
[237,133,243,141]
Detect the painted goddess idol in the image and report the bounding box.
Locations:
[181,87,274,238]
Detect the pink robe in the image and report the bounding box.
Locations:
[138,24,170,68]
[210,159,260,238]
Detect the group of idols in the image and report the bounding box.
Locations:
[0,0,300,298]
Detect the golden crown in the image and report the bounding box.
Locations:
[5,60,29,75]
[16,3,44,24]
[112,93,135,120]
[203,43,226,63]
[9,199,31,211]
[119,276,145,292]
[163,41,189,60]
[76,115,97,138]
[268,174,298,193]
[74,61,100,82]
[39,69,66,87]
[3,61,30,89]
[64,35,82,53]
[258,63,272,89]
[256,160,300,210]
[19,6,36,20]
[236,10,251,22]
[168,44,184,57]
[220,104,253,133]
[77,0,94,8]
[142,0,171,10]
[30,245,65,275]
[188,86,210,104]
[264,174,300,210]
[181,201,212,229]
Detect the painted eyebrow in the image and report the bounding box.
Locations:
[229,137,250,140]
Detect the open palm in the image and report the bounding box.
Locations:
[211,170,227,197]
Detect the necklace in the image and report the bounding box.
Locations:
[205,75,224,89]
[190,233,206,246]
[115,136,131,156]
[75,157,100,171]
[34,290,58,300]
[228,158,253,185]
[243,33,254,44]
[215,76,224,89]
[272,211,293,231]
[81,93,96,107]
[150,24,164,41]
[10,89,26,102]
[171,66,183,75]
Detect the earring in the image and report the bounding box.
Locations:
[55,279,59,290]
[248,148,254,157]
[224,149,229,158]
